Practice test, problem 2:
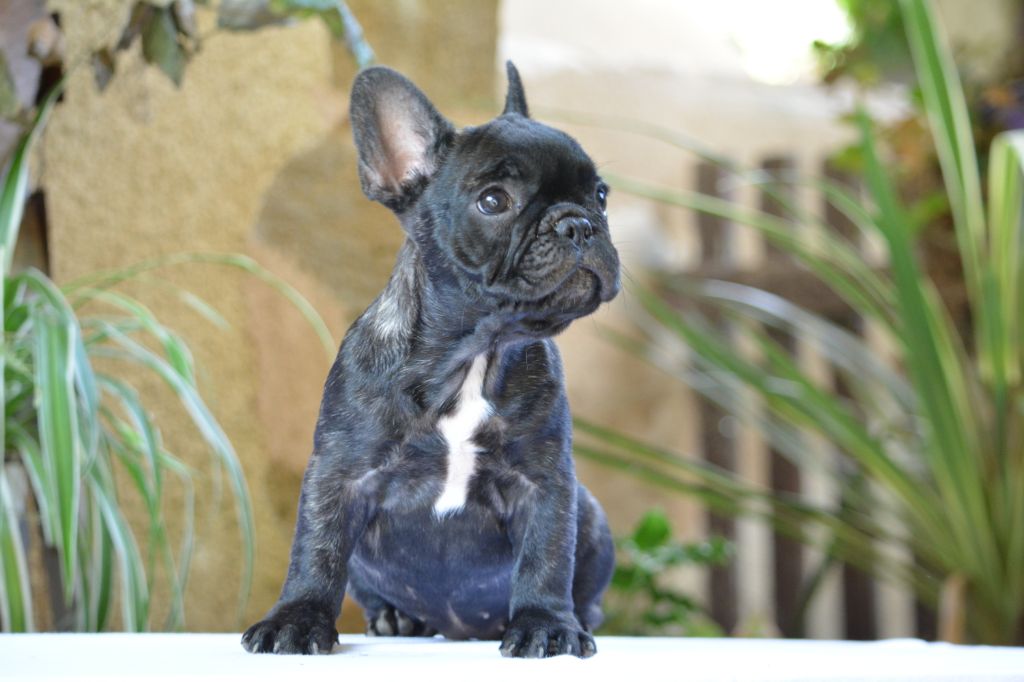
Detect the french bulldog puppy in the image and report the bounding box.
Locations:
[242,61,620,659]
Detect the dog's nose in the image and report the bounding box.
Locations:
[554,215,594,247]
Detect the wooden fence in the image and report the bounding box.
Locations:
[652,156,939,641]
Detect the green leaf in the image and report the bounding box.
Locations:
[985,131,1024,389]
[5,303,28,333]
[900,0,985,307]
[98,376,164,499]
[80,494,114,631]
[65,252,334,358]
[88,463,149,631]
[605,172,897,330]
[856,110,994,575]
[0,468,34,632]
[0,80,63,276]
[670,278,916,410]
[632,510,671,551]
[142,6,187,86]
[88,321,254,617]
[176,289,229,330]
[8,423,54,546]
[31,303,83,604]
[2,82,62,509]
[75,288,196,385]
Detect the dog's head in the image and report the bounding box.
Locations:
[350,62,619,336]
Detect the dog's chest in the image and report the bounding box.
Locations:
[433,354,492,515]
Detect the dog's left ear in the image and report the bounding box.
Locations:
[350,66,455,212]
[502,61,529,117]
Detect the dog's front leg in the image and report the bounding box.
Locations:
[242,455,373,655]
[500,463,596,659]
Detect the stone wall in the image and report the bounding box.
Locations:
[41,0,497,633]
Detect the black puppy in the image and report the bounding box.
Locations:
[242,62,620,659]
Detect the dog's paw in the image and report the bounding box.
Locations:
[241,600,338,655]
[366,604,437,637]
[499,608,596,659]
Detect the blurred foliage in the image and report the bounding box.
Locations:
[1,0,345,631]
[89,0,373,90]
[814,0,913,87]
[814,0,1024,261]
[601,510,730,637]
[578,0,1024,644]
[0,82,251,633]
[0,0,375,104]
[217,0,374,67]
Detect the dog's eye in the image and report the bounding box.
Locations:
[596,185,608,213]
[477,188,511,215]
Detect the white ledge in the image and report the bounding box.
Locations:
[4,633,1024,681]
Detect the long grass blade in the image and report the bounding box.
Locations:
[63,252,335,358]
[900,0,985,320]
[81,488,114,631]
[88,462,149,631]
[573,429,930,595]
[76,287,196,386]
[87,321,255,618]
[98,377,164,501]
[0,79,63,546]
[0,468,34,631]
[985,131,1024,389]
[856,109,994,585]
[98,400,189,628]
[606,172,897,329]
[30,304,82,604]
[153,451,195,630]
[7,423,53,545]
[634,284,933,514]
[667,278,916,410]
[0,80,63,277]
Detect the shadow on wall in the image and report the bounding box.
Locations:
[244,121,399,517]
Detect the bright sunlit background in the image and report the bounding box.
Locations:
[499,0,851,85]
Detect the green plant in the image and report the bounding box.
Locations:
[601,510,729,637]
[575,0,1024,644]
[0,84,332,632]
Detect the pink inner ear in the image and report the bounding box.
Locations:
[377,96,432,191]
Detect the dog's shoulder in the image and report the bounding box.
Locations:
[344,239,423,373]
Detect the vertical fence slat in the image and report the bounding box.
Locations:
[758,156,804,636]
[696,160,739,633]
[823,161,886,641]
[826,159,880,639]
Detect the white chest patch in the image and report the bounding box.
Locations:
[433,354,492,516]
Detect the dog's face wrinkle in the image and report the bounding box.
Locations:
[420,135,611,316]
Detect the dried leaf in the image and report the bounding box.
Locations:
[0,53,17,119]
[91,48,116,92]
[117,3,152,51]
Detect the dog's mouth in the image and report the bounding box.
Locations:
[519,246,619,307]
[484,221,619,304]
[552,266,610,310]
[500,266,615,338]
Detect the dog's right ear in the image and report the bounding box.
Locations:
[350,67,455,212]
